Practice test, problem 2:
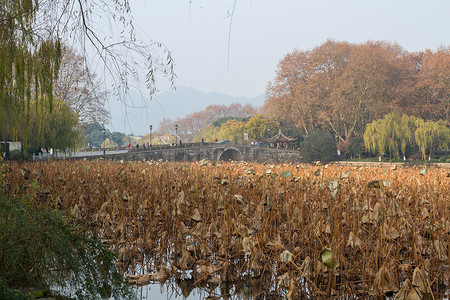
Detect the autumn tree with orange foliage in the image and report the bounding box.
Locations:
[264,40,449,142]
[413,47,450,124]
[157,103,258,141]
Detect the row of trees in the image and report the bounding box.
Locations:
[364,113,450,160]
[80,123,131,148]
[1,0,174,156]
[138,114,282,145]
[192,114,282,143]
[156,103,259,141]
[264,40,450,143]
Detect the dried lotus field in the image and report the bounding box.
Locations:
[2,160,450,299]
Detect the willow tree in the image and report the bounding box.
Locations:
[0,2,60,144]
[398,114,419,161]
[364,112,418,160]
[415,119,450,160]
[0,0,175,152]
[364,119,390,160]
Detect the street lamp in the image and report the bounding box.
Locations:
[175,124,178,146]
[102,128,106,155]
[149,125,153,148]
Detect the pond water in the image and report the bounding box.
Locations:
[131,279,286,300]
[136,284,223,300]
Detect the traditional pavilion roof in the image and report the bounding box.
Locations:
[266,129,295,143]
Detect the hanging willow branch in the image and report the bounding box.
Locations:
[0,0,175,148]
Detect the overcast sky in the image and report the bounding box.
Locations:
[128,0,450,98]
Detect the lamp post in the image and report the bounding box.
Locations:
[244,128,248,142]
[175,124,178,146]
[149,125,152,148]
[102,128,106,155]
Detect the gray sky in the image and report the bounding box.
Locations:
[129,0,450,98]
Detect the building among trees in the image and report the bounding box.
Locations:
[266,129,295,148]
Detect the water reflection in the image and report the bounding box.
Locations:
[134,274,287,300]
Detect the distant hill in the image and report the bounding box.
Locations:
[106,87,265,135]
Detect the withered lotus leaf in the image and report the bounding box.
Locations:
[234,194,245,205]
[266,235,284,252]
[346,231,362,249]
[328,180,339,198]
[394,278,412,300]
[371,202,383,223]
[125,273,151,286]
[280,250,293,263]
[433,239,448,261]
[71,204,81,219]
[152,267,171,283]
[20,168,30,180]
[191,208,201,222]
[286,283,299,300]
[405,289,421,300]
[277,272,291,288]
[412,267,432,296]
[298,256,313,277]
[250,247,265,271]
[373,265,398,295]
[315,260,328,277]
[242,236,254,256]
[384,227,400,241]
[419,168,426,176]
[340,170,350,179]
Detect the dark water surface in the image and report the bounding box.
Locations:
[132,280,286,300]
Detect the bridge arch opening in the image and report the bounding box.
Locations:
[218,148,243,162]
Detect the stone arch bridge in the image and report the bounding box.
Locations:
[103,142,302,163]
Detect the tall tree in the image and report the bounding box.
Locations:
[55,46,110,124]
[217,119,246,142]
[326,41,406,141]
[245,115,279,142]
[264,48,320,135]
[415,119,450,160]
[264,40,416,141]
[1,97,80,152]
[0,1,61,144]
[415,47,450,125]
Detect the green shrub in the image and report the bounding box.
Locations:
[0,194,133,300]
[446,159,450,163]
[345,137,365,158]
[429,158,438,163]
[7,150,25,161]
[300,131,337,163]
[438,156,447,163]
[0,282,28,300]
